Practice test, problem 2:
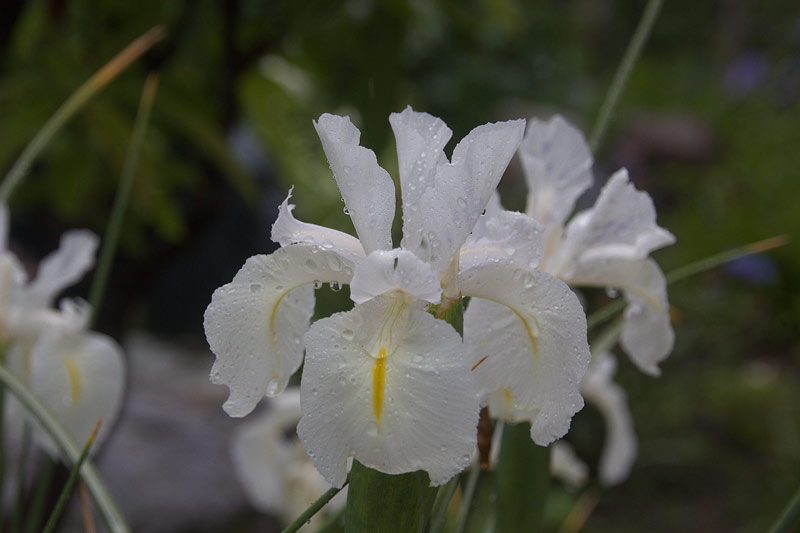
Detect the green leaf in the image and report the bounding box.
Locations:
[495,422,550,533]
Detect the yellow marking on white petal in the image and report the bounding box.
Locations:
[372,347,388,425]
[503,388,513,408]
[64,356,82,404]
[510,308,539,362]
[269,291,288,345]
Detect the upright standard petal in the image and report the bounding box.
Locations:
[349,249,442,305]
[398,118,526,274]
[297,295,480,487]
[519,115,593,228]
[271,189,367,264]
[26,230,98,307]
[461,256,590,445]
[204,244,355,417]
[581,353,637,486]
[568,257,673,375]
[314,114,395,253]
[547,169,675,276]
[28,329,125,458]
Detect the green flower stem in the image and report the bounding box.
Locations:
[10,424,32,533]
[42,420,100,533]
[0,347,5,504]
[344,461,436,533]
[88,73,160,324]
[588,0,664,152]
[770,484,800,533]
[0,27,164,203]
[494,422,550,533]
[0,365,129,533]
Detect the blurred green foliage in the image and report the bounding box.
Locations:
[1,0,799,531]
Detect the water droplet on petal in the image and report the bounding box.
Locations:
[342,329,354,341]
[266,379,280,396]
[343,206,350,215]
[330,281,341,292]
[249,283,261,292]
[313,280,322,289]
[605,287,619,298]
[366,422,378,436]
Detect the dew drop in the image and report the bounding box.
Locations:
[266,379,280,396]
[413,354,423,363]
[481,209,486,216]
[457,197,467,209]
[522,272,534,288]
[249,283,261,292]
[313,280,322,289]
[342,329,355,341]
[343,206,350,215]
[366,421,378,436]
[605,287,619,298]
[330,281,342,292]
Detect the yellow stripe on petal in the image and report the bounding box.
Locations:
[372,347,387,424]
[64,356,82,404]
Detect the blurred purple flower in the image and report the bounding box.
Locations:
[724,51,768,98]
[723,253,777,285]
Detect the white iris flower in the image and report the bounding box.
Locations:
[464,115,673,447]
[207,108,594,487]
[0,204,125,457]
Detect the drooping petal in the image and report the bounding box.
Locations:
[547,169,675,277]
[204,244,355,417]
[271,189,366,264]
[568,257,673,375]
[230,390,347,523]
[462,192,544,270]
[350,249,442,304]
[550,441,589,487]
[28,329,125,458]
[461,257,590,445]
[399,118,526,274]
[313,114,395,253]
[26,230,98,307]
[297,295,480,487]
[519,115,594,228]
[581,353,637,486]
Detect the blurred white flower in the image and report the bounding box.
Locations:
[231,389,346,530]
[551,351,637,488]
[0,204,125,457]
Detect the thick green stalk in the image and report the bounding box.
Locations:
[495,422,550,533]
[88,73,160,323]
[588,0,664,152]
[0,27,164,203]
[0,365,129,532]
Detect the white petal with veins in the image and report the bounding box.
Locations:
[204,244,355,417]
[461,257,590,445]
[26,231,98,308]
[297,295,480,487]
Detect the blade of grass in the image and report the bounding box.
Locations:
[455,461,482,533]
[588,0,664,152]
[42,419,101,533]
[0,26,164,203]
[78,482,97,533]
[770,484,800,533]
[0,348,5,508]
[280,480,348,533]
[0,365,128,532]
[9,423,32,533]
[88,73,160,324]
[429,475,460,533]
[23,458,56,533]
[586,235,790,331]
